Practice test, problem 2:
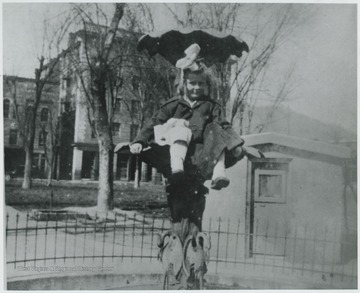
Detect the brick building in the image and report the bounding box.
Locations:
[4,26,175,184]
[3,75,59,178]
[56,26,170,183]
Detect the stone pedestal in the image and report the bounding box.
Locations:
[166,180,208,239]
[141,162,148,182]
[164,178,209,289]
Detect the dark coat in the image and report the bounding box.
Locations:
[134,96,233,144]
[132,96,244,181]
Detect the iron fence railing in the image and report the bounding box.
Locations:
[6,211,357,288]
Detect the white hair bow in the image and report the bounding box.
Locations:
[175,43,201,71]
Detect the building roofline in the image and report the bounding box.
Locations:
[4,75,36,82]
[4,74,60,86]
[71,25,139,42]
[242,132,352,159]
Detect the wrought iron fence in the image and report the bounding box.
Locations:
[6,211,357,288]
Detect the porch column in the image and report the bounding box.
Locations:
[151,167,157,184]
[91,152,99,180]
[152,168,162,185]
[113,153,118,180]
[127,156,132,181]
[55,147,61,180]
[72,147,83,180]
[141,162,148,182]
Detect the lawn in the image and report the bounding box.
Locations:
[5,180,169,218]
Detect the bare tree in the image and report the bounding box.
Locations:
[122,55,175,188]
[69,3,125,214]
[38,106,60,186]
[118,4,175,188]
[5,12,74,189]
[251,65,296,134]
[163,3,312,135]
[122,3,155,33]
[116,3,175,130]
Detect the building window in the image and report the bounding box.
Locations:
[254,169,287,203]
[61,101,71,113]
[252,159,291,204]
[40,155,46,172]
[40,108,49,122]
[131,100,139,114]
[26,104,33,119]
[130,124,139,141]
[66,78,72,97]
[132,76,140,90]
[33,153,40,167]
[116,154,129,180]
[91,123,97,138]
[90,121,96,139]
[9,129,18,145]
[111,123,121,137]
[4,99,10,118]
[39,131,47,146]
[114,98,121,113]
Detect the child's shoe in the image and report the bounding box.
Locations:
[211,150,229,190]
[211,177,230,190]
[242,146,265,159]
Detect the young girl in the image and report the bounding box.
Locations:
[130,44,262,190]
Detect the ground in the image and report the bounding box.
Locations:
[5,180,357,290]
[5,180,169,218]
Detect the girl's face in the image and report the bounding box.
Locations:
[185,73,207,100]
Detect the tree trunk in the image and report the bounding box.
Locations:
[239,106,244,135]
[22,146,33,189]
[88,3,124,215]
[134,157,140,188]
[22,69,42,189]
[47,164,53,186]
[22,115,37,189]
[97,137,114,214]
[92,76,114,214]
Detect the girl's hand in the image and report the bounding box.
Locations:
[130,143,143,154]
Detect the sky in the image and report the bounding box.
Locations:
[282,4,357,134]
[1,2,357,133]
